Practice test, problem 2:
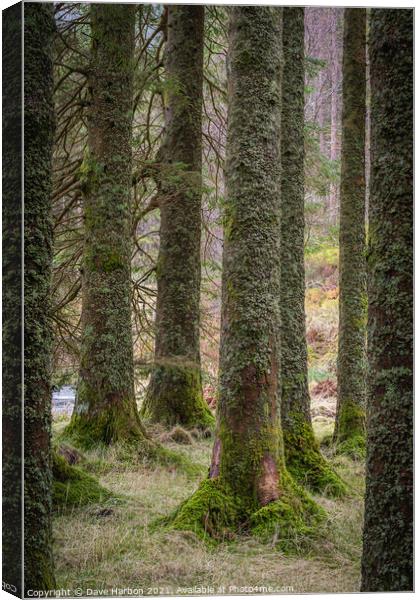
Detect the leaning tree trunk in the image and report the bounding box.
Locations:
[23,3,56,591]
[334,8,367,457]
[67,5,148,447]
[168,7,322,542]
[141,5,213,429]
[361,9,413,592]
[281,7,345,497]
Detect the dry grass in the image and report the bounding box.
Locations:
[53,408,364,595]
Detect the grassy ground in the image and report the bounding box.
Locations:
[53,409,364,595]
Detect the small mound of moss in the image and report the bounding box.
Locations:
[52,452,113,509]
[284,420,347,497]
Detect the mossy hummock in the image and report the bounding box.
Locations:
[334,9,367,455]
[280,9,345,496]
[52,452,113,509]
[141,6,213,430]
[361,9,413,592]
[166,7,323,544]
[66,5,149,449]
[23,3,56,592]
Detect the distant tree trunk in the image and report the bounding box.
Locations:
[334,9,367,456]
[169,7,322,541]
[361,9,413,592]
[281,8,345,497]
[23,3,56,591]
[67,5,148,447]
[3,3,23,594]
[141,6,213,429]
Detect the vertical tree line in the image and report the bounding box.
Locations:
[141,5,214,429]
[66,4,149,447]
[361,8,413,592]
[23,2,56,592]
[334,8,367,455]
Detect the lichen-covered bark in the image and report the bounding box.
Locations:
[141,6,213,429]
[67,5,147,447]
[2,3,23,595]
[23,3,56,592]
[334,9,367,454]
[169,8,322,542]
[280,8,345,496]
[361,9,413,592]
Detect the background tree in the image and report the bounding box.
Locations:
[361,8,413,591]
[168,7,322,540]
[334,9,367,456]
[280,7,345,496]
[23,2,56,591]
[66,4,149,447]
[3,2,23,594]
[141,5,214,429]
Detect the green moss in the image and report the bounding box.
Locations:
[142,364,215,430]
[250,472,324,552]
[284,417,347,497]
[167,479,240,543]
[336,435,366,460]
[334,401,365,456]
[52,453,114,509]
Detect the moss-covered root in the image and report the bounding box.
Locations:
[141,365,215,430]
[284,423,347,497]
[250,473,325,553]
[166,475,324,552]
[52,452,113,509]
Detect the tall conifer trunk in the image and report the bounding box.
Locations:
[67,5,148,447]
[361,9,413,591]
[334,9,367,455]
[23,2,56,590]
[141,5,213,429]
[281,8,345,496]
[168,8,322,541]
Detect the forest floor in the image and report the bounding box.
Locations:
[52,397,364,596]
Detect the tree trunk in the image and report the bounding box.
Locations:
[23,2,56,591]
[67,5,147,447]
[3,3,23,594]
[168,7,322,543]
[361,9,413,592]
[141,6,213,429]
[281,8,345,497]
[334,9,367,456]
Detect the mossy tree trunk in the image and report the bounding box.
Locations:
[141,6,213,429]
[334,8,367,456]
[3,3,23,594]
[361,9,413,592]
[67,5,148,447]
[23,3,56,591]
[280,8,345,496]
[169,8,322,542]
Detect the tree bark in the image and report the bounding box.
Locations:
[334,9,367,456]
[169,8,322,542]
[361,9,413,591]
[23,2,56,591]
[67,5,147,447]
[141,6,213,429]
[3,2,23,594]
[281,8,345,496]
